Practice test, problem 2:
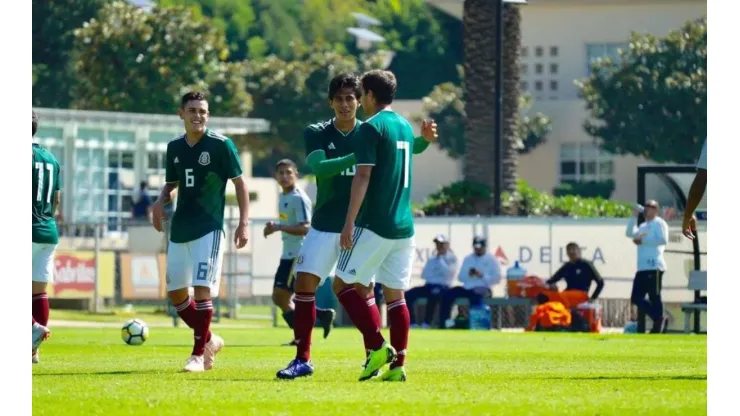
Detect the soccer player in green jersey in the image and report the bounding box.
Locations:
[151,92,250,373]
[32,111,62,364]
[277,73,437,380]
[338,70,427,382]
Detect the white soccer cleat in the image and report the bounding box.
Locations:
[183,355,205,372]
[32,323,51,352]
[32,350,40,364]
[204,334,224,371]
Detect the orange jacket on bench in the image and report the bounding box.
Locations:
[526,301,572,331]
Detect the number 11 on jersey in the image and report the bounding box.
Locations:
[397,141,409,188]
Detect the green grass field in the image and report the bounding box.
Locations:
[33,324,706,416]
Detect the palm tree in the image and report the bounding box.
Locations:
[463,0,522,214]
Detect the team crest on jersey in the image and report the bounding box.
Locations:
[297,255,304,265]
[198,151,211,166]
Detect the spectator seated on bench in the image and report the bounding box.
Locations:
[406,234,457,328]
[439,236,501,326]
[539,242,605,308]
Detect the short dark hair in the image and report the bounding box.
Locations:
[32,111,39,136]
[361,70,397,105]
[328,73,361,100]
[566,242,580,250]
[276,159,297,172]
[181,91,207,108]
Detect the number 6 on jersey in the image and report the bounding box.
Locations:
[185,168,194,187]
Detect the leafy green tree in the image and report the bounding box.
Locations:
[71,2,248,115]
[576,17,707,164]
[32,0,112,108]
[419,68,551,159]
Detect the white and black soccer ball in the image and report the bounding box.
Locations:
[121,319,149,346]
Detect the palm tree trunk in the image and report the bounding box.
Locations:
[463,0,497,213]
[502,4,522,194]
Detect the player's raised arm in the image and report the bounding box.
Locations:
[340,123,378,250]
[225,138,249,249]
[413,119,438,154]
[304,127,357,178]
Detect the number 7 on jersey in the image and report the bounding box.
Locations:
[397,141,409,189]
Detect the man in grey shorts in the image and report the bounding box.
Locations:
[264,159,336,345]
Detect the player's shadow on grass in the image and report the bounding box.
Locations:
[540,375,706,381]
[34,370,158,377]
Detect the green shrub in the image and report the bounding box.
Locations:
[553,180,615,199]
[421,180,632,218]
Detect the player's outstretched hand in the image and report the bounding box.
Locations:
[234,222,249,249]
[340,223,354,250]
[682,215,697,239]
[151,201,168,232]
[421,119,438,142]
[263,221,277,238]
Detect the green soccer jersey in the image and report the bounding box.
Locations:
[32,143,62,244]
[304,119,360,233]
[165,129,243,243]
[354,110,415,239]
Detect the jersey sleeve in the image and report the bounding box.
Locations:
[697,138,707,171]
[224,138,243,179]
[294,193,312,224]
[304,127,322,159]
[165,142,178,183]
[54,160,62,192]
[355,122,380,166]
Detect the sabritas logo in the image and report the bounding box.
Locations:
[53,254,95,295]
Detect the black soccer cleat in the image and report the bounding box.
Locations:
[317,308,336,339]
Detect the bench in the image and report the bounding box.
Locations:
[681,270,707,334]
[413,296,533,329]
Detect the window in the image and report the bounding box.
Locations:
[520,64,528,75]
[535,63,543,75]
[520,81,528,91]
[559,143,614,182]
[535,46,543,57]
[521,47,529,58]
[550,80,558,91]
[534,81,543,91]
[585,42,628,75]
[550,46,559,57]
[549,63,559,74]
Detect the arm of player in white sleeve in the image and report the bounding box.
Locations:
[457,255,472,285]
[641,218,669,246]
[625,216,638,238]
[296,192,312,224]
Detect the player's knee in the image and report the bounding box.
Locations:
[32,281,48,295]
[193,286,211,301]
[354,283,372,299]
[272,289,291,307]
[332,277,350,295]
[168,288,190,305]
[294,272,319,293]
[382,287,404,304]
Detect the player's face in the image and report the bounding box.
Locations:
[360,88,376,116]
[645,200,659,219]
[329,88,360,121]
[435,241,447,254]
[178,100,210,134]
[276,165,297,189]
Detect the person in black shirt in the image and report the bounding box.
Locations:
[539,242,605,308]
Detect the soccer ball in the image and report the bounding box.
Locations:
[121,319,149,346]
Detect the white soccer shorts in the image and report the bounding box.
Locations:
[32,243,57,284]
[294,227,340,283]
[334,227,415,290]
[166,230,225,296]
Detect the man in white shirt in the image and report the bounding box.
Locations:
[682,137,707,239]
[439,236,501,325]
[626,200,669,333]
[405,234,458,328]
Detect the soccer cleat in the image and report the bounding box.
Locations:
[318,308,336,339]
[361,355,381,379]
[183,355,205,372]
[204,334,224,371]
[380,366,407,382]
[359,343,396,381]
[32,350,40,364]
[276,359,314,380]
[32,323,51,352]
